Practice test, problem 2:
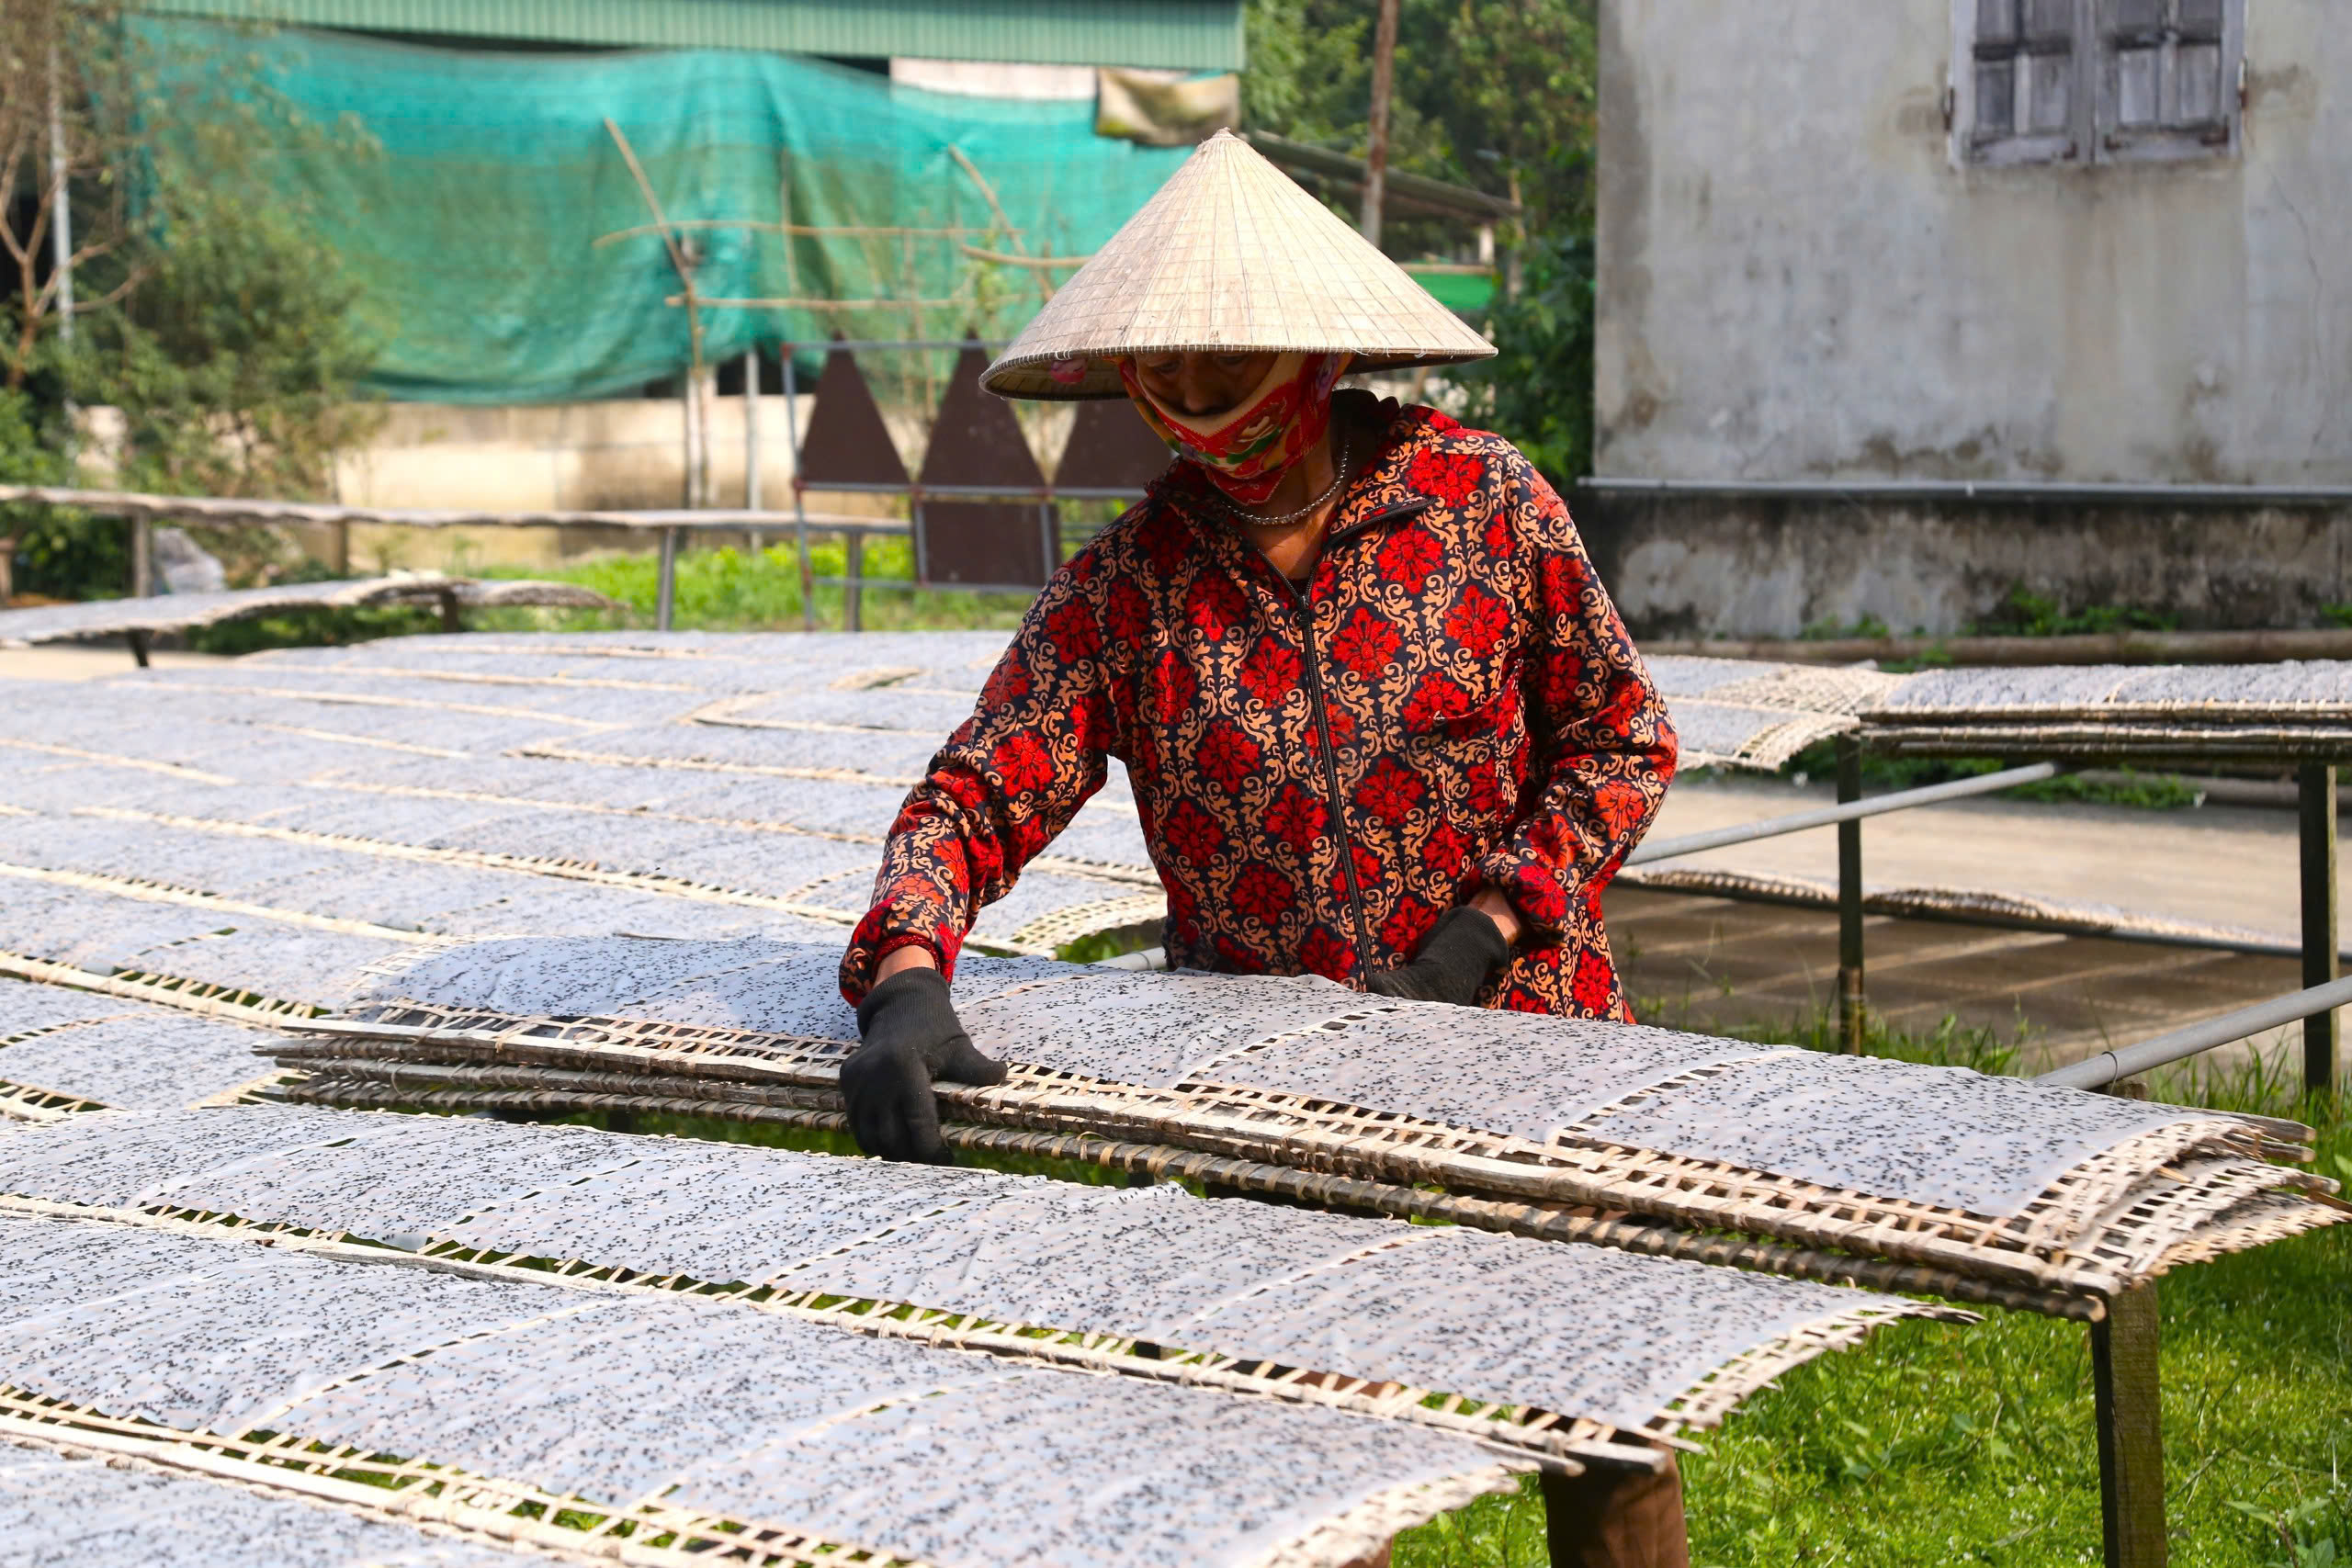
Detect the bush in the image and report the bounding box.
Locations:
[1457,230,1595,489]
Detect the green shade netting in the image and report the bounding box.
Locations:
[141,18,1190,404]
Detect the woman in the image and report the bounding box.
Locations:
[836,128,1686,1568]
[839,129,1675,1112]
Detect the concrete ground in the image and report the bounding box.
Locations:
[1641,772,2328,948]
[1609,774,2339,1079]
[0,645,227,681]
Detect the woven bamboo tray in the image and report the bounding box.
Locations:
[1,1206,1529,1568]
[0,1104,1960,1472]
[264,938,2341,1303]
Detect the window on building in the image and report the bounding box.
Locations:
[1955,0,2240,164]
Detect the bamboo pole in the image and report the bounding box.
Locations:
[603,118,707,615]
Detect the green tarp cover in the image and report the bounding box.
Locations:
[146,19,1191,403]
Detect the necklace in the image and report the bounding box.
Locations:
[1216,433,1351,530]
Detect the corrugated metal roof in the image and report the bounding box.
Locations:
[133,0,1245,70]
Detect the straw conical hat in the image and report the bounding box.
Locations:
[982,130,1497,400]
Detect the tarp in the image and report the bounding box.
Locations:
[141,19,1192,405]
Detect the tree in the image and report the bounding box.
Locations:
[62,141,384,501]
[2,6,386,596]
[1242,0,1602,479]
[0,0,145,391]
[1454,230,1594,487]
[1241,0,1597,242]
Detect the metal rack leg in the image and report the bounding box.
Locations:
[845,525,865,634]
[1837,734,1865,1055]
[654,526,679,632]
[2091,1281,2165,1568]
[2300,764,2339,1096]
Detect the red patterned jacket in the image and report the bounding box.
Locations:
[841,394,1678,1017]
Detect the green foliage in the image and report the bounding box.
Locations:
[1968,583,2180,638]
[1801,613,1895,642]
[1780,743,2203,811]
[1241,0,1597,238]
[59,127,387,502]
[181,603,441,655]
[1054,923,1165,965]
[1454,231,1595,487]
[476,537,1037,637]
[0,389,128,600]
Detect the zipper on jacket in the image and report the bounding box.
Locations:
[1279,573,1379,982]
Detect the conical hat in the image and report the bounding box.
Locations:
[982,130,1497,400]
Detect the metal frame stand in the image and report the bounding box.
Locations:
[654,526,679,632]
[2092,1281,2166,1568]
[2299,763,2339,1096]
[1837,734,1865,1054]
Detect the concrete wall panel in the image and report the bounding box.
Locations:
[1597,0,2350,486]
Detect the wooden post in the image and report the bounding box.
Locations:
[130,517,152,599]
[2300,763,2339,1095]
[681,361,702,508]
[1360,0,1399,246]
[1837,733,1865,1054]
[654,525,678,631]
[434,586,462,634]
[2091,1281,2166,1568]
[125,629,149,669]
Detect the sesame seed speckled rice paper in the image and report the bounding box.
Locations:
[0,1444,542,1567]
[0,1209,1526,1568]
[0,1106,1953,1441]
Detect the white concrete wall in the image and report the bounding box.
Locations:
[321,393,823,571]
[1595,0,2351,485]
[332,395,813,516]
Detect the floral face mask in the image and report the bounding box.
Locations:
[1118,351,1349,506]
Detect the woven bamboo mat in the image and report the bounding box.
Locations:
[0,1104,1958,1462]
[267,937,2339,1301]
[1860,660,2352,761]
[0,1206,1529,1568]
[0,980,288,1122]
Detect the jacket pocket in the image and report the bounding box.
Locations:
[1404,669,1530,831]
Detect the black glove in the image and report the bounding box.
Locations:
[1365,905,1510,1007]
[841,966,1008,1164]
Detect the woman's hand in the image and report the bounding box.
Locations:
[1365,902,1513,1007]
[841,964,1006,1163]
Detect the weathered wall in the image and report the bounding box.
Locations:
[1579,492,2352,638]
[317,394,826,571]
[1596,0,2351,486]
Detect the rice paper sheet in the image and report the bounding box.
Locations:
[362,939,2248,1223]
[0,1108,1947,1437]
[1867,660,2352,718]
[0,1013,270,1111]
[1571,1049,2205,1215]
[0,1444,538,1566]
[0,1211,1520,1568]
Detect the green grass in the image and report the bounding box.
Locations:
[475,536,1038,636]
[1779,746,2207,812]
[144,536,1039,654]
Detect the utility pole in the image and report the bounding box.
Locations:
[1359,0,1399,246]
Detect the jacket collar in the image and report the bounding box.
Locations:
[1150,389,1444,547]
